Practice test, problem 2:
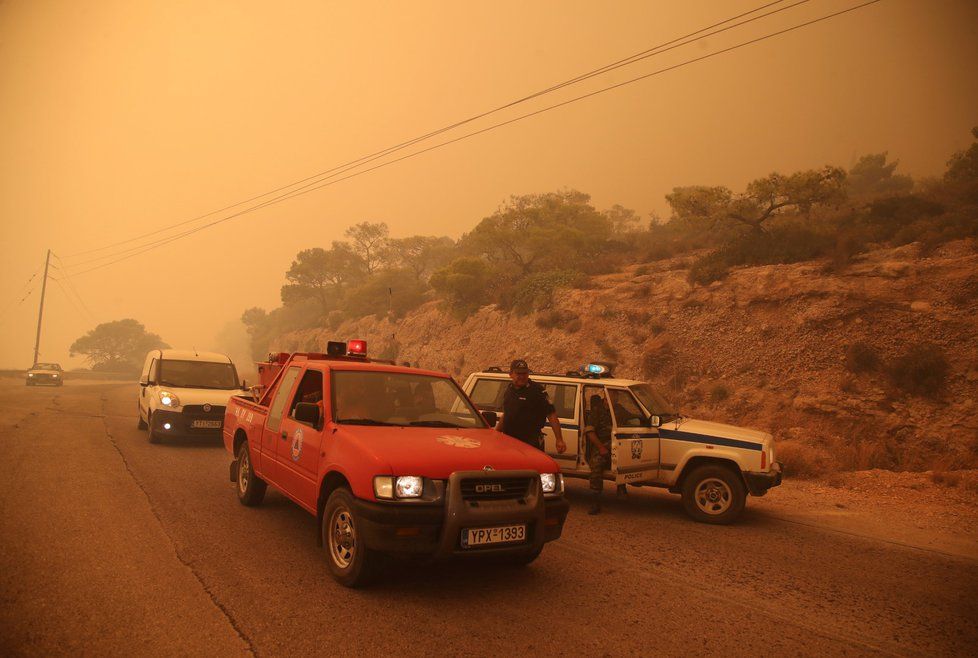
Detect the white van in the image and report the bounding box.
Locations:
[137,349,247,444]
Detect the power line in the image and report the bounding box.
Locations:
[50,253,99,323]
[61,0,806,264]
[0,267,43,319]
[68,0,882,276]
[48,277,91,325]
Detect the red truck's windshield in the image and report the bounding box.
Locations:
[332,371,487,428]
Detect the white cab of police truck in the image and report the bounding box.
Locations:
[462,364,782,524]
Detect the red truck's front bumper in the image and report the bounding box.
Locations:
[352,470,569,559]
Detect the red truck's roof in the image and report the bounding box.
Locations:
[305,359,450,379]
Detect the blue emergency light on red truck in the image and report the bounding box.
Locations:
[223,340,569,587]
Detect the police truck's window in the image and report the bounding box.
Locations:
[333,371,486,428]
[469,379,507,411]
[629,384,674,416]
[542,383,577,419]
[158,360,239,389]
[608,389,646,427]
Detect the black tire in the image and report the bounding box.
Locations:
[25,380,32,386]
[681,464,747,525]
[148,412,163,444]
[137,406,148,430]
[236,441,267,507]
[321,488,379,588]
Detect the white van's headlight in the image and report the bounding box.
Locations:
[541,473,562,494]
[159,391,181,407]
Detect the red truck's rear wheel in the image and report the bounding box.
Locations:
[322,488,379,587]
[236,442,267,506]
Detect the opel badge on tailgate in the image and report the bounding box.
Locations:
[203,404,212,412]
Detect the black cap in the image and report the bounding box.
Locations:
[510,359,529,373]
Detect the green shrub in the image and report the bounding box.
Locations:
[510,270,584,315]
[887,343,949,398]
[688,251,729,285]
[640,344,674,379]
[535,309,579,330]
[776,440,835,478]
[430,258,491,317]
[596,338,619,361]
[845,341,881,373]
[724,223,834,266]
[867,194,945,228]
[709,384,730,404]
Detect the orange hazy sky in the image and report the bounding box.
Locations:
[1,0,976,369]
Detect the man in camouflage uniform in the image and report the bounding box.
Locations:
[583,394,613,515]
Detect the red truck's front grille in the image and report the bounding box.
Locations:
[459,477,533,501]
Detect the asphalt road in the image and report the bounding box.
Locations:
[1,379,976,657]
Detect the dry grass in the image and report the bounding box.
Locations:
[776,440,836,478]
[931,471,962,487]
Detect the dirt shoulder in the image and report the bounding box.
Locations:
[752,469,978,560]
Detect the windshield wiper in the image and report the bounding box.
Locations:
[337,418,398,426]
[408,420,465,428]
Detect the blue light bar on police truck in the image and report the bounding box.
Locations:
[582,363,610,376]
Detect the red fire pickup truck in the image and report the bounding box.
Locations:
[223,341,569,587]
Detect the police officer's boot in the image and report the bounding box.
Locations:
[588,490,601,515]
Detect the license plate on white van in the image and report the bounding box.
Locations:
[462,524,526,548]
[191,420,221,429]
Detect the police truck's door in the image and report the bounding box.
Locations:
[607,388,659,484]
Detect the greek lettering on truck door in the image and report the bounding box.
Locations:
[607,388,660,484]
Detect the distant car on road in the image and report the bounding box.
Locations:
[137,349,248,444]
[26,363,63,387]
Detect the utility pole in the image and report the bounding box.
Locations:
[32,249,51,366]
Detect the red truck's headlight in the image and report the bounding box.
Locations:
[541,473,562,495]
[373,476,424,499]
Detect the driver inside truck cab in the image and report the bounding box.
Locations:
[335,375,380,421]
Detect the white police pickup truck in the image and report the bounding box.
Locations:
[462,363,782,524]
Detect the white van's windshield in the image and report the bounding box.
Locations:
[159,360,238,389]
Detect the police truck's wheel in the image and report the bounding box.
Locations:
[322,488,378,588]
[137,407,148,430]
[148,412,163,444]
[236,442,266,506]
[681,464,746,525]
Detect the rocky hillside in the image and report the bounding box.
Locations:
[270,239,978,476]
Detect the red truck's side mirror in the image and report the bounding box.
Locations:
[294,402,322,427]
[482,411,498,427]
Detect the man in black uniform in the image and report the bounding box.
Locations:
[496,359,566,454]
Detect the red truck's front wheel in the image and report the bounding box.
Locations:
[322,488,379,587]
